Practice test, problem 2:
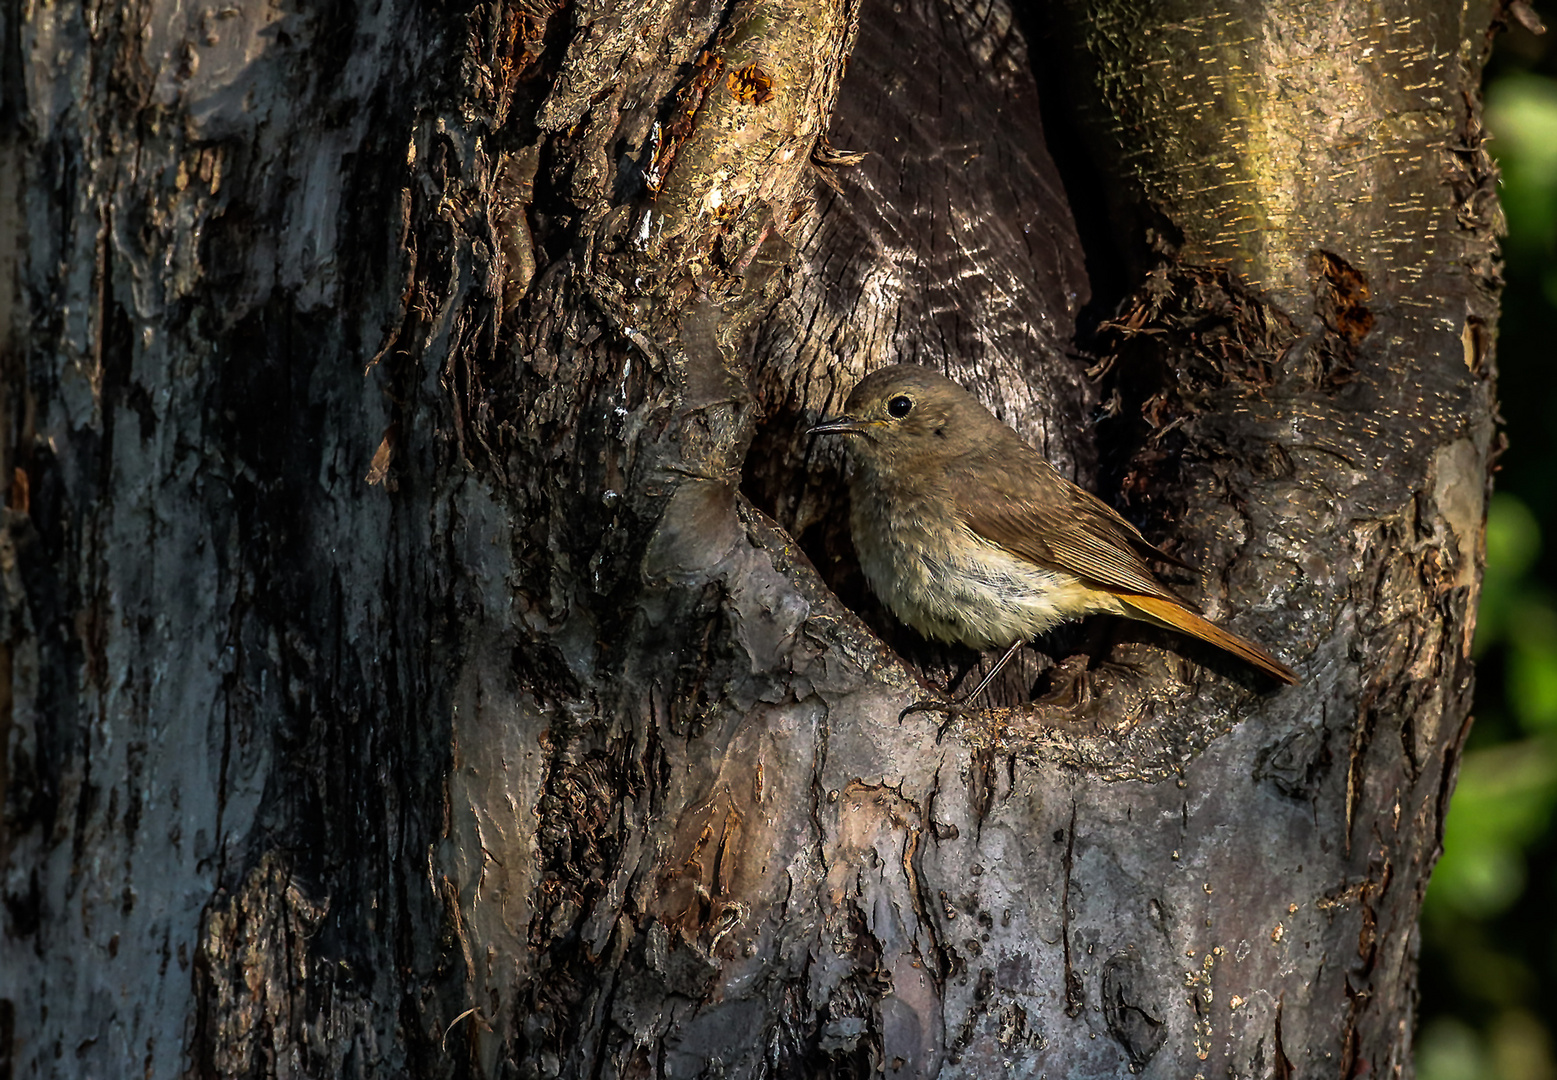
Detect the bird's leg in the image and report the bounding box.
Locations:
[899,638,1027,730]
[957,638,1028,705]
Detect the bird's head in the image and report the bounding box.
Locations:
[809,365,993,471]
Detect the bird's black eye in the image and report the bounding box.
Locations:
[887,395,913,419]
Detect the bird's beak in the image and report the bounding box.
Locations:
[808,415,871,437]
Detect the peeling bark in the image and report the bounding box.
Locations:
[0,0,1499,1078]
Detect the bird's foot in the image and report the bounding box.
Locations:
[898,697,978,742]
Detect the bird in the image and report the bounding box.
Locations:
[808,364,1298,705]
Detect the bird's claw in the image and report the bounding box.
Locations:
[898,698,972,743]
[897,699,935,722]
[898,697,951,721]
[935,710,966,743]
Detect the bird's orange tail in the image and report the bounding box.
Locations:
[1118,593,1298,684]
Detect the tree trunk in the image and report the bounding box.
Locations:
[0,0,1501,1077]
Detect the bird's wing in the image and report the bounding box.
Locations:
[952,446,1193,607]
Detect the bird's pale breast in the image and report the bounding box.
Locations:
[848,473,1121,651]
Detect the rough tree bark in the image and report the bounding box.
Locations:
[0,0,1501,1077]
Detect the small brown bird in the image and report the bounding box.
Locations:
[810,365,1298,701]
